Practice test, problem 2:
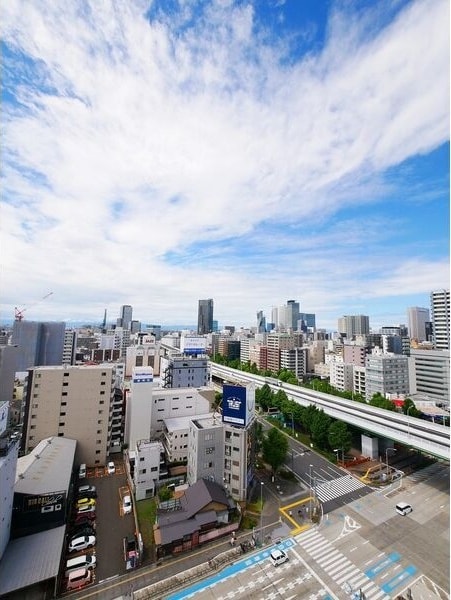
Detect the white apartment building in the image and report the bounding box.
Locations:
[134,439,165,500]
[126,342,157,377]
[22,365,116,466]
[430,289,450,350]
[280,347,308,380]
[163,413,212,463]
[187,414,225,490]
[239,338,257,364]
[353,366,366,397]
[125,366,214,450]
[330,362,354,392]
[408,349,450,404]
[0,402,18,559]
[365,354,409,401]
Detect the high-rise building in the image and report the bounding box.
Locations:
[407,307,430,342]
[286,300,300,330]
[430,289,450,350]
[117,304,133,330]
[299,313,316,332]
[62,329,76,365]
[338,315,370,339]
[11,321,65,372]
[256,311,266,333]
[21,365,117,465]
[197,299,214,335]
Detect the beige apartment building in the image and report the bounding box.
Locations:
[22,365,116,466]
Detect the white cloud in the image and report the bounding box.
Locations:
[0,0,449,327]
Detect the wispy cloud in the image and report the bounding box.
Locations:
[1,0,449,329]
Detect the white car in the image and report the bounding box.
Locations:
[270,548,288,566]
[122,495,132,515]
[107,462,116,475]
[68,535,96,553]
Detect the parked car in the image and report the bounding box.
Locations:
[76,505,96,517]
[65,554,97,578]
[77,490,97,500]
[72,513,96,526]
[122,495,132,515]
[107,461,116,475]
[76,498,96,509]
[66,567,93,590]
[68,535,96,553]
[78,485,96,495]
[70,524,96,538]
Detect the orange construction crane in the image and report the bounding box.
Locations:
[14,291,54,321]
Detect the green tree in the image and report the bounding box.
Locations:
[311,409,332,448]
[255,384,273,411]
[158,485,172,502]
[328,420,352,453]
[403,398,422,418]
[369,393,397,411]
[262,427,289,475]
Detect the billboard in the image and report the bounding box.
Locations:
[222,384,256,427]
[180,336,207,355]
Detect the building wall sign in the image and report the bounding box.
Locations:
[222,384,254,427]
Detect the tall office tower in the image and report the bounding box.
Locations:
[286,300,300,330]
[0,346,18,404]
[117,305,133,330]
[430,289,450,350]
[407,307,430,341]
[197,299,214,335]
[21,365,117,466]
[365,354,410,401]
[11,321,65,372]
[299,313,316,332]
[257,311,266,333]
[338,315,370,339]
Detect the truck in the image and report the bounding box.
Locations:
[123,535,139,570]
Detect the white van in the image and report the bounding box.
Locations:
[66,567,92,590]
[65,554,96,577]
[395,502,413,516]
[79,464,87,479]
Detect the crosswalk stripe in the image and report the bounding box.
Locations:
[295,530,391,600]
[313,474,368,503]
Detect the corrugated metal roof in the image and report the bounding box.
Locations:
[15,436,76,495]
[0,526,66,595]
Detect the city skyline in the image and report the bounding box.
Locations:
[1,0,449,330]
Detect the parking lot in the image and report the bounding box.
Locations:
[63,457,137,593]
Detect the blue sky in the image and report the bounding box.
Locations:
[1,0,449,330]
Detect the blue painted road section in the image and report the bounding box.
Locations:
[365,552,400,578]
[381,565,417,594]
[166,538,296,600]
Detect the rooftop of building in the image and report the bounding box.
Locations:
[15,436,76,494]
[164,412,214,432]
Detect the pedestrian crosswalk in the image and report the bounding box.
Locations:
[295,529,391,600]
[314,474,369,503]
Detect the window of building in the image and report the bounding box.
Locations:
[96,440,102,444]
[232,474,239,480]
[30,425,36,430]
[97,430,102,434]
[232,460,240,466]
[63,372,69,376]
[96,450,101,454]
[206,447,214,454]
[100,391,105,396]
[140,469,147,474]
[101,372,106,376]
[57,433,63,437]
[32,403,38,408]
[225,446,231,456]
[233,447,239,452]
[62,392,68,396]
[225,431,232,440]
[62,382,68,387]
[151,466,158,472]
[140,457,145,462]
[60,412,66,416]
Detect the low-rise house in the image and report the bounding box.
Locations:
[153,479,237,557]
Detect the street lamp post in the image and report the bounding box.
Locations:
[309,464,313,517]
[260,482,264,545]
[385,447,397,476]
[406,405,413,438]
